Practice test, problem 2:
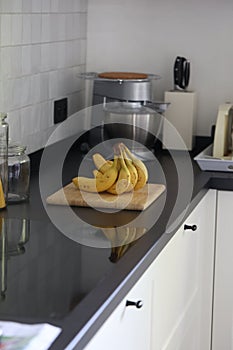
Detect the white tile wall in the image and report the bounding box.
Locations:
[0,0,88,153]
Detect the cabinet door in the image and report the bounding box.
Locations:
[151,190,216,350]
[212,190,233,350]
[84,266,152,350]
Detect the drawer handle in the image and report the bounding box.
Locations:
[184,224,197,231]
[126,300,143,309]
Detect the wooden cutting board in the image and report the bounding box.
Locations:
[46,183,166,211]
[98,72,148,80]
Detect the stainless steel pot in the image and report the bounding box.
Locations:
[93,75,159,102]
[79,72,168,153]
[79,71,161,103]
[103,102,164,149]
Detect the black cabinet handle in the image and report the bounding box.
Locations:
[184,224,197,231]
[126,300,143,309]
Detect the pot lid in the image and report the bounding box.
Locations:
[79,71,161,82]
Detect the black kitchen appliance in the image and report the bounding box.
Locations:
[173,56,190,91]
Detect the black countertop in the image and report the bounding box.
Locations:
[0,135,232,350]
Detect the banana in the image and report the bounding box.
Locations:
[120,143,148,190]
[120,146,138,192]
[72,155,118,193]
[135,227,147,239]
[107,148,131,195]
[115,226,130,258]
[100,227,118,262]
[92,169,99,177]
[101,227,118,245]
[92,153,112,173]
[100,226,139,262]
[72,177,101,192]
[115,227,138,259]
[72,144,147,194]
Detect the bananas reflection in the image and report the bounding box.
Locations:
[100,226,146,263]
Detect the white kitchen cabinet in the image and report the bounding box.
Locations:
[212,190,233,350]
[151,189,216,350]
[84,266,153,350]
[84,190,216,350]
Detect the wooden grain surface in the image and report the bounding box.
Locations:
[98,72,148,80]
[46,183,166,211]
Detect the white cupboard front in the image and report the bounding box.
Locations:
[83,190,216,350]
[151,189,216,350]
[84,266,152,350]
[212,190,233,350]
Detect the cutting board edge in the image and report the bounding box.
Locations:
[46,183,166,211]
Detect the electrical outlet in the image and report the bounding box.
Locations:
[54,98,68,124]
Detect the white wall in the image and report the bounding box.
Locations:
[0,0,88,153]
[86,0,233,136]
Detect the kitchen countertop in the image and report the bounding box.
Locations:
[0,134,233,350]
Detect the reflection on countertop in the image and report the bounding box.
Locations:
[0,218,125,322]
[0,218,30,299]
[100,226,146,262]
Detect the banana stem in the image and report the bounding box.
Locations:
[120,143,134,160]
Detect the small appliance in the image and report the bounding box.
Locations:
[80,72,169,155]
[194,104,233,172]
[163,56,196,151]
[173,56,190,91]
[213,103,233,158]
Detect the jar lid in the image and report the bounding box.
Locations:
[8,142,26,156]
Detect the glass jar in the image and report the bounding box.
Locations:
[8,143,30,203]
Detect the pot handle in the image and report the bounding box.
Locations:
[144,101,170,114]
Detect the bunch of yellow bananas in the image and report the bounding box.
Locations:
[72,143,148,194]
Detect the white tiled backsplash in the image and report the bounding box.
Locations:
[0,0,88,153]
